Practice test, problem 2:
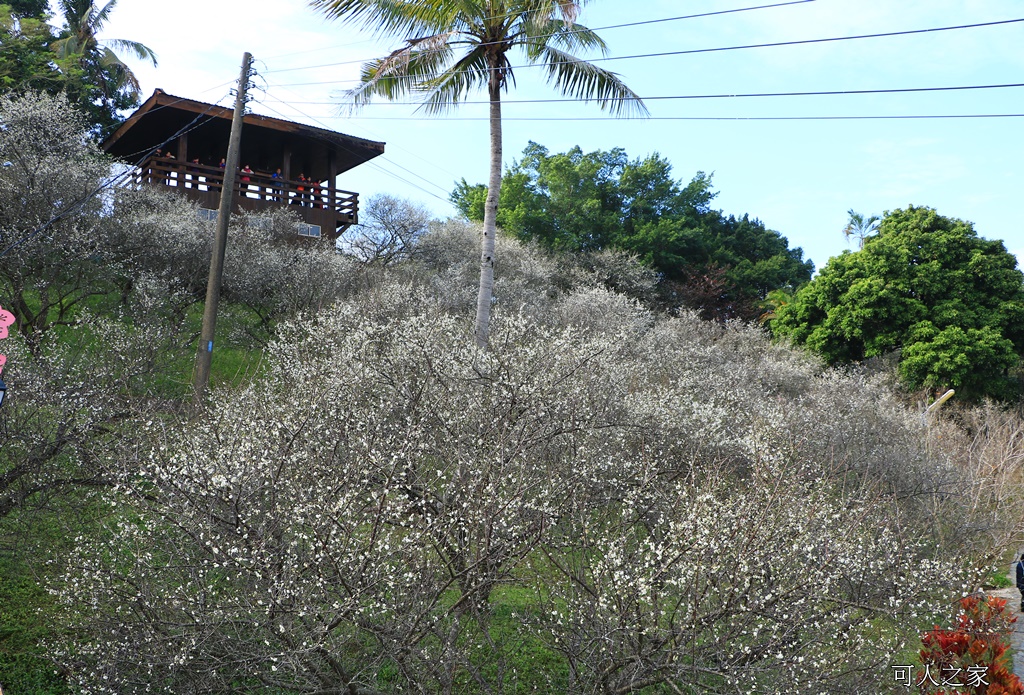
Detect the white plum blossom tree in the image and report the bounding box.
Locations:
[53,275,983,693]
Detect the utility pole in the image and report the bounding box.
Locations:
[192,52,253,401]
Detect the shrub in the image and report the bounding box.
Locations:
[917,594,1023,694]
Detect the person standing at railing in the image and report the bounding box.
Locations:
[153,148,175,185]
[318,179,329,209]
[309,178,322,209]
[187,157,202,189]
[165,150,176,186]
[270,167,283,202]
[240,165,255,198]
[209,158,225,193]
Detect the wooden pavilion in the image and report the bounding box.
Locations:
[101,89,386,238]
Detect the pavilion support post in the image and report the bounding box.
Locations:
[282,145,292,205]
[327,150,337,215]
[177,133,189,187]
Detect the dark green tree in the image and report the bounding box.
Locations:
[51,0,156,133]
[6,0,46,17]
[0,0,151,133]
[0,5,68,93]
[772,206,1024,400]
[452,142,812,320]
[5,0,45,16]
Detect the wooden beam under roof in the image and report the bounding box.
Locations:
[102,89,385,181]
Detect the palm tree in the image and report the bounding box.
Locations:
[311,0,647,347]
[52,0,156,114]
[842,209,880,249]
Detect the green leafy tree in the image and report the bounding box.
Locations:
[51,0,156,132]
[773,206,1024,400]
[310,0,646,347]
[1,0,154,132]
[453,141,812,320]
[0,5,71,93]
[503,142,627,251]
[6,0,46,17]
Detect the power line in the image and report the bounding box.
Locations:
[260,35,382,62]
[261,83,463,181]
[90,86,233,140]
[372,156,452,196]
[263,81,1024,107]
[118,97,233,162]
[595,17,1024,66]
[299,0,802,51]
[255,98,453,200]
[268,17,1024,89]
[334,113,1024,121]
[263,0,817,75]
[252,97,453,204]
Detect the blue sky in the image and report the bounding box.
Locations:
[82,0,1024,272]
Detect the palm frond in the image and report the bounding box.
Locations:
[325,0,643,119]
[56,0,76,19]
[93,0,118,30]
[539,44,648,117]
[97,45,140,96]
[310,0,463,38]
[103,38,157,66]
[57,0,90,27]
[517,0,580,26]
[417,46,494,114]
[345,34,459,108]
[558,1,579,25]
[519,18,606,60]
[50,34,80,59]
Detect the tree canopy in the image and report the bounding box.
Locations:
[772,206,1024,400]
[452,141,813,321]
[5,0,46,17]
[51,0,156,133]
[0,0,154,133]
[0,5,71,94]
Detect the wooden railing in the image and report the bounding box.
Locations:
[131,157,359,232]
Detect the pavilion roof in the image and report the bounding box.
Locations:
[101,89,385,180]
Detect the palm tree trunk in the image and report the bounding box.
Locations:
[474,71,502,349]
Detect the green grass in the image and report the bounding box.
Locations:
[34,290,272,400]
[983,568,1014,589]
[152,302,271,398]
[0,493,106,695]
[0,289,273,692]
[0,558,70,694]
